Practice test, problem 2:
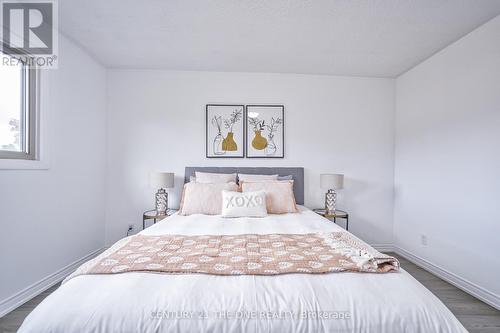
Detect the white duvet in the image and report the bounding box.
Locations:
[19,207,467,333]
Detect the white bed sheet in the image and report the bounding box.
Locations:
[19,206,467,332]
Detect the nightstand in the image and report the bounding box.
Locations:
[143,209,177,230]
[313,208,349,231]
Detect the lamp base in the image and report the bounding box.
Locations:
[325,189,337,215]
[155,189,168,215]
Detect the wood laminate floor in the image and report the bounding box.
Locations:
[1,252,499,332]
[0,284,59,333]
[390,253,500,333]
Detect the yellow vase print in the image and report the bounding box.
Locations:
[222,132,238,151]
[252,131,268,150]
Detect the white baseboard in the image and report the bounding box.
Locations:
[0,247,104,318]
[371,244,395,252]
[394,246,500,311]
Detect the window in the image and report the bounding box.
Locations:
[0,52,38,160]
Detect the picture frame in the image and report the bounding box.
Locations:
[206,104,245,158]
[245,105,284,158]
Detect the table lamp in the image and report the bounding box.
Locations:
[149,172,174,215]
[320,174,344,215]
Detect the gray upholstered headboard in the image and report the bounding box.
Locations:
[184,167,305,205]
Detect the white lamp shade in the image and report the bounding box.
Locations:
[320,174,344,190]
[149,172,174,188]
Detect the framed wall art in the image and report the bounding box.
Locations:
[245,105,284,158]
[206,104,245,158]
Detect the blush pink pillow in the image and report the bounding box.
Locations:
[179,182,239,215]
[241,181,298,214]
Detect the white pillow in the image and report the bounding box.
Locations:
[237,174,278,182]
[221,190,267,218]
[195,172,237,183]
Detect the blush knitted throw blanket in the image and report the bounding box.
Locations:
[66,232,399,281]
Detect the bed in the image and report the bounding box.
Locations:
[18,167,467,332]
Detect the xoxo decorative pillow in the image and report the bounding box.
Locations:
[221,190,267,218]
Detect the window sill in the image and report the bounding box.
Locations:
[0,158,49,170]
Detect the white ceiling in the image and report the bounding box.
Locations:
[59,0,500,77]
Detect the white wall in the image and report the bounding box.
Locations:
[0,35,107,304]
[106,70,395,246]
[394,15,500,298]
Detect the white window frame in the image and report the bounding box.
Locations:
[0,57,39,160]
